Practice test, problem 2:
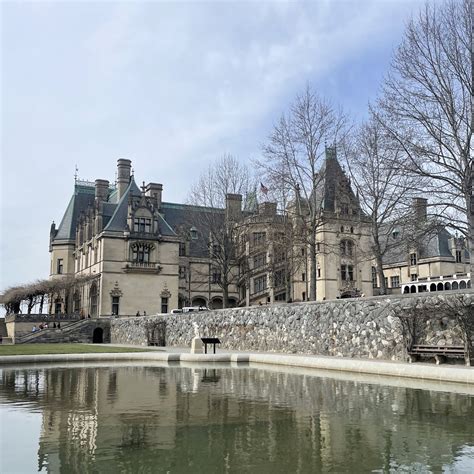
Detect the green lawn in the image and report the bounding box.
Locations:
[0,344,153,356]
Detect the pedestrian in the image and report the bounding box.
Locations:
[136,311,141,317]
[53,322,56,329]
[32,325,37,333]
[57,322,61,329]
[143,310,147,316]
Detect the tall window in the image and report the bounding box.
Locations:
[161,297,168,313]
[390,276,400,288]
[456,250,462,263]
[341,265,354,281]
[212,270,221,284]
[411,273,418,281]
[252,232,266,247]
[340,240,354,257]
[274,269,285,288]
[253,253,266,269]
[410,253,417,266]
[133,218,152,233]
[111,296,120,316]
[254,275,267,293]
[57,258,64,274]
[179,242,186,256]
[371,267,378,288]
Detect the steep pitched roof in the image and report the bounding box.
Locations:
[315,148,361,214]
[53,185,95,242]
[103,179,141,232]
[161,202,224,257]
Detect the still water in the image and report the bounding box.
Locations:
[0,363,473,473]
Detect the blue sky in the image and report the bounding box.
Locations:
[1,0,424,293]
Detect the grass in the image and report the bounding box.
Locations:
[0,343,153,356]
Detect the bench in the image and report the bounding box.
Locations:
[408,344,469,365]
[201,337,221,354]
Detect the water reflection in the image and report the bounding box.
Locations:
[1,365,473,473]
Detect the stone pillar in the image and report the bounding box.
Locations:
[145,182,163,208]
[225,194,242,222]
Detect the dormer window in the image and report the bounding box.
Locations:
[133,218,152,233]
[409,252,417,266]
[190,227,198,240]
[392,229,400,239]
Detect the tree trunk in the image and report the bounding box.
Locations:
[222,282,229,309]
[376,253,387,295]
[466,193,474,279]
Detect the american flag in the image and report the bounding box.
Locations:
[260,182,268,195]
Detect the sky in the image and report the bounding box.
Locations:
[0,0,425,294]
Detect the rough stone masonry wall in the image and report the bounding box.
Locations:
[111,291,474,361]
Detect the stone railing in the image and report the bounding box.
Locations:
[5,313,81,323]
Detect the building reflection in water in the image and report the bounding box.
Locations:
[0,365,473,472]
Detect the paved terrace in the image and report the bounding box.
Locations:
[0,344,473,386]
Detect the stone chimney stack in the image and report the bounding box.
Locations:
[225,193,242,221]
[258,202,277,216]
[145,182,163,209]
[413,197,428,221]
[117,159,132,200]
[95,179,109,202]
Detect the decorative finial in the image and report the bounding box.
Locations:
[141,181,146,194]
[74,165,79,183]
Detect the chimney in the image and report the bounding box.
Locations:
[258,201,277,216]
[145,182,163,209]
[413,198,427,221]
[225,193,242,221]
[117,159,132,200]
[95,179,109,202]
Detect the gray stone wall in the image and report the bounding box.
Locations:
[110,291,474,361]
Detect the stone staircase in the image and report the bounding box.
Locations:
[14,319,111,344]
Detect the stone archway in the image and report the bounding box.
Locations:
[192,297,207,308]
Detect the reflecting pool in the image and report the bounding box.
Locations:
[1,363,473,473]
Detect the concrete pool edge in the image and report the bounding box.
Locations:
[0,351,473,384]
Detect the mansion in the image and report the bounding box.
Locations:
[49,152,470,317]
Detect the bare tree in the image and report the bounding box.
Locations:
[377,0,473,272]
[343,113,420,295]
[188,154,254,308]
[259,85,347,300]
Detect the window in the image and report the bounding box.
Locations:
[302,291,306,301]
[341,264,354,281]
[54,300,62,314]
[212,270,221,284]
[392,230,400,239]
[302,273,306,282]
[301,248,305,256]
[179,242,186,256]
[384,277,388,288]
[161,297,168,313]
[372,267,378,288]
[253,253,266,269]
[390,276,400,288]
[275,293,286,301]
[409,253,417,266]
[211,243,221,257]
[350,227,354,234]
[190,227,198,240]
[411,273,418,281]
[340,240,354,257]
[274,250,285,264]
[456,250,462,263]
[133,218,152,233]
[316,243,321,252]
[111,296,120,316]
[252,232,266,246]
[131,243,151,263]
[274,269,285,288]
[317,268,321,278]
[57,258,64,274]
[253,275,267,293]
[341,204,349,215]
[340,226,344,233]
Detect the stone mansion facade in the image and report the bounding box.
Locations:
[49,152,470,317]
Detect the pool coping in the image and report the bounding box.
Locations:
[0,351,473,385]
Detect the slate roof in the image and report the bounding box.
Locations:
[103,179,141,232]
[53,185,95,242]
[382,222,457,266]
[314,148,361,214]
[161,202,224,258]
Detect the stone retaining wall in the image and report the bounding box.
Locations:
[110,291,474,361]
